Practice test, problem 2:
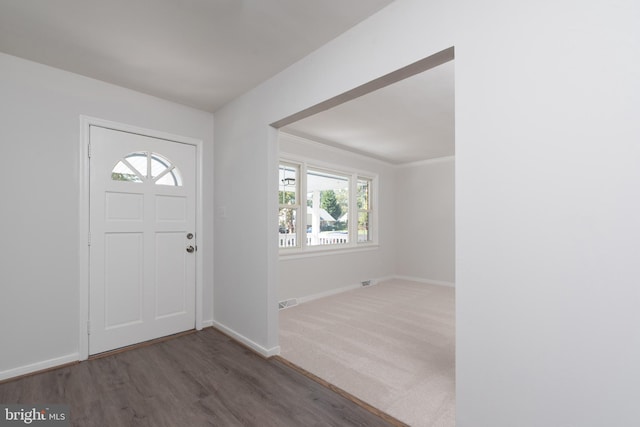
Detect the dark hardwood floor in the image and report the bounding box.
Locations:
[0,328,394,426]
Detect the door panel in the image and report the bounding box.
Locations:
[105,192,144,221]
[104,232,144,329]
[89,125,196,355]
[156,195,187,222]
[155,231,187,318]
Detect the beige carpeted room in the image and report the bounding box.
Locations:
[276,57,455,427]
[279,279,455,427]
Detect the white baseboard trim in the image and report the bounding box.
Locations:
[201,319,215,328]
[394,275,455,288]
[210,321,280,357]
[0,353,80,382]
[375,275,396,284]
[297,283,361,304]
[295,275,397,304]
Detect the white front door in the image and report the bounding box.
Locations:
[89,125,196,355]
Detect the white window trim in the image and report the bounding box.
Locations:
[278,161,301,248]
[279,154,378,258]
[356,176,374,244]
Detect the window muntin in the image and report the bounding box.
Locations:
[111,152,182,186]
[112,160,143,183]
[279,159,375,251]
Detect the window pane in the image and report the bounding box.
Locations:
[155,168,183,186]
[150,154,183,186]
[357,179,370,210]
[358,211,370,242]
[111,161,142,182]
[279,208,298,248]
[150,153,170,178]
[306,169,349,246]
[124,152,148,178]
[279,164,298,205]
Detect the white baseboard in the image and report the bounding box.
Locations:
[297,283,361,304]
[210,321,280,357]
[201,319,215,328]
[375,275,396,284]
[295,275,397,304]
[394,275,455,287]
[0,353,79,382]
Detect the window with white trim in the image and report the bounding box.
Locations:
[279,160,376,251]
[357,178,372,243]
[278,162,300,248]
[111,151,183,186]
[307,168,349,246]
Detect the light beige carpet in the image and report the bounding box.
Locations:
[279,279,455,427]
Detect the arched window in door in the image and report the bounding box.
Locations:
[111,152,183,186]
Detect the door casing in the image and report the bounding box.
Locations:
[78,115,204,360]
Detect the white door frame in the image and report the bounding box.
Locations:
[78,115,204,361]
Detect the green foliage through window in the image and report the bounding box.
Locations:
[279,160,374,249]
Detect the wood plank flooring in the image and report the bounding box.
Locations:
[0,328,394,427]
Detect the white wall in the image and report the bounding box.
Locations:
[278,133,396,302]
[213,110,280,353]
[214,0,640,425]
[0,52,214,379]
[395,157,455,286]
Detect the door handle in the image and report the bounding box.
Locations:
[186,245,195,253]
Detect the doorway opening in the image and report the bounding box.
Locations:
[271,47,455,426]
[78,117,205,360]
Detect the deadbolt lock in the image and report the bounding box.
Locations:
[186,233,194,240]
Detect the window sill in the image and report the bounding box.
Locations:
[279,243,379,261]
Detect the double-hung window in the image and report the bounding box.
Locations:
[357,178,372,243]
[278,162,300,248]
[279,159,376,252]
[306,168,349,247]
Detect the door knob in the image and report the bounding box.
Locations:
[186,245,195,253]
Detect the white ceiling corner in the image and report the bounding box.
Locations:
[0,0,394,112]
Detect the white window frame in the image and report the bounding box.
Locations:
[278,161,301,248]
[279,155,378,257]
[356,176,374,243]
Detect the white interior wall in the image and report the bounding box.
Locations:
[213,114,280,353]
[0,52,214,379]
[278,133,396,302]
[214,0,640,425]
[395,157,455,286]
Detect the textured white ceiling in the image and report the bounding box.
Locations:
[283,60,455,164]
[0,0,454,164]
[0,0,394,112]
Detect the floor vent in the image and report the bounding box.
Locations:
[361,280,372,287]
[278,298,298,310]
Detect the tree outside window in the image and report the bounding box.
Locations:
[279,160,375,250]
